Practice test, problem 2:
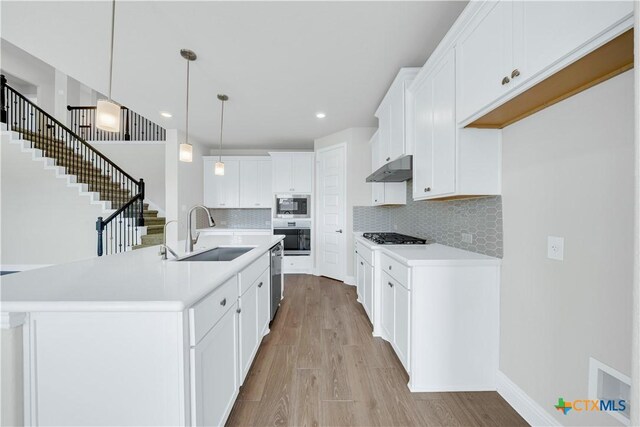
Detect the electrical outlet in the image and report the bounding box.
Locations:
[547,236,564,261]
[461,233,473,244]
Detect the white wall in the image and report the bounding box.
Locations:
[315,127,375,279]
[0,134,109,268]
[500,71,634,426]
[90,142,165,212]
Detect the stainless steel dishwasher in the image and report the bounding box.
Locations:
[270,243,283,321]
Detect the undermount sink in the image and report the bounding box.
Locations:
[178,246,254,262]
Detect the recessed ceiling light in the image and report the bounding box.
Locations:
[316,112,326,119]
[160,111,172,118]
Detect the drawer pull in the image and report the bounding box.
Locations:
[236,307,242,314]
[424,187,431,192]
[258,281,263,288]
[220,298,227,307]
[501,76,510,85]
[388,265,392,270]
[388,282,394,288]
[511,68,520,79]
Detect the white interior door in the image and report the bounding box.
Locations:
[317,144,346,281]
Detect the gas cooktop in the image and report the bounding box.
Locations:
[362,232,426,245]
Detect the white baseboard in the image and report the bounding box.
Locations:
[496,370,561,427]
[344,275,356,286]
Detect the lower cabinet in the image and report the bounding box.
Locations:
[381,271,395,341]
[239,281,259,383]
[355,251,374,322]
[256,269,271,337]
[191,302,239,427]
[394,281,410,369]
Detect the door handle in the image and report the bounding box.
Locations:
[336,229,343,233]
[236,307,242,314]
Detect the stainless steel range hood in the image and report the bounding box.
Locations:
[366,155,413,183]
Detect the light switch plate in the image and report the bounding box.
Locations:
[547,236,564,261]
[461,233,473,244]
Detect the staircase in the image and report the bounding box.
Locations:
[1,75,165,255]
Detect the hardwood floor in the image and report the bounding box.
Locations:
[227,274,528,427]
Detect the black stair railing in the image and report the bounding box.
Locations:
[67,105,166,142]
[1,74,145,256]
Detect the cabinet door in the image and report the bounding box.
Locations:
[394,283,410,371]
[239,283,259,382]
[192,304,239,427]
[291,153,313,193]
[381,272,395,342]
[256,269,271,337]
[372,183,385,206]
[222,160,241,208]
[430,51,456,197]
[388,86,406,162]
[456,1,512,122]
[271,154,293,193]
[256,160,273,207]
[203,159,220,207]
[240,160,259,208]
[377,102,391,164]
[363,261,373,321]
[514,1,633,84]
[411,73,434,199]
[356,254,365,303]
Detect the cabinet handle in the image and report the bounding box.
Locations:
[386,157,391,161]
[355,250,358,254]
[236,307,242,314]
[388,265,392,270]
[360,261,364,265]
[424,187,431,192]
[220,298,227,307]
[511,69,520,79]
[374,199,378,202]
[255,203,260,206]
[290,188,295,191]
[501,76,510,85]
[258,281,263,288]
[336,229,343,233]
[388,282,394,288]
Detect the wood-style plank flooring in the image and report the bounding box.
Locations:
[227,274,528,427]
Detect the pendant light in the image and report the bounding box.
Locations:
[179,49,197,162]
[214,94,229,175]
[96,0,121,132]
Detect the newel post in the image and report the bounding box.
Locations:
[1,74,7,124]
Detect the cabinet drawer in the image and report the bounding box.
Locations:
[380,252,409,288]
[189,275,238,346]
[355,240,373,265]
[239,252,270,296]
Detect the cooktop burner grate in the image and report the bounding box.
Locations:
[362,232,426,245]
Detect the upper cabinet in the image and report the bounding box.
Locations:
[204,157,271,208]
[374,68,420,170]
[269,152,314,194]
[369,131,406,206]
[456,0,633,125]
[409,50,501,201]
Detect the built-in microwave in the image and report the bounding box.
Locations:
[274,194,311,218]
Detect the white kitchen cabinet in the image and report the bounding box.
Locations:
[204,156,272,209]
[394,280,410,370]
[269,152,314,193]
[203,159,240,208]
[369,132,407,206]
[239,279,259,383]
[356,253,365,304]
[375,68,420,165]
[240,159,272,208]
[192,303,239,427]
[410,49,501,201]
[381,271,395,342]
[456,0,633,124]
[256,269,271,337]
[363,257,373,321]
[354,241,374,322]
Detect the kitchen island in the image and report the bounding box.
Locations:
[1,234,284,426]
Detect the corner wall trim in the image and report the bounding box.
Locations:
[496,370,561,427]
[344,275,356,286]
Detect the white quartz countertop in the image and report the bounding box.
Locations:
[1,235,284,313]
[354,234,500,266]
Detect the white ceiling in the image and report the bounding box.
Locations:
[1,1,466,149]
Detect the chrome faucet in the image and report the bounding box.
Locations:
[160,220,179,260]
[186,205,215,253]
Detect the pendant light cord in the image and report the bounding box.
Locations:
[219,99,225,161]
[107,0,116,101]
[185,59,190,145]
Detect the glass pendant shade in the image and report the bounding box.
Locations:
[96,99,121,132]
[214,161,225,176]
[179,142,193,162]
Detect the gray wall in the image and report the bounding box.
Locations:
[353,185,503,258]
[500,71,633,426]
